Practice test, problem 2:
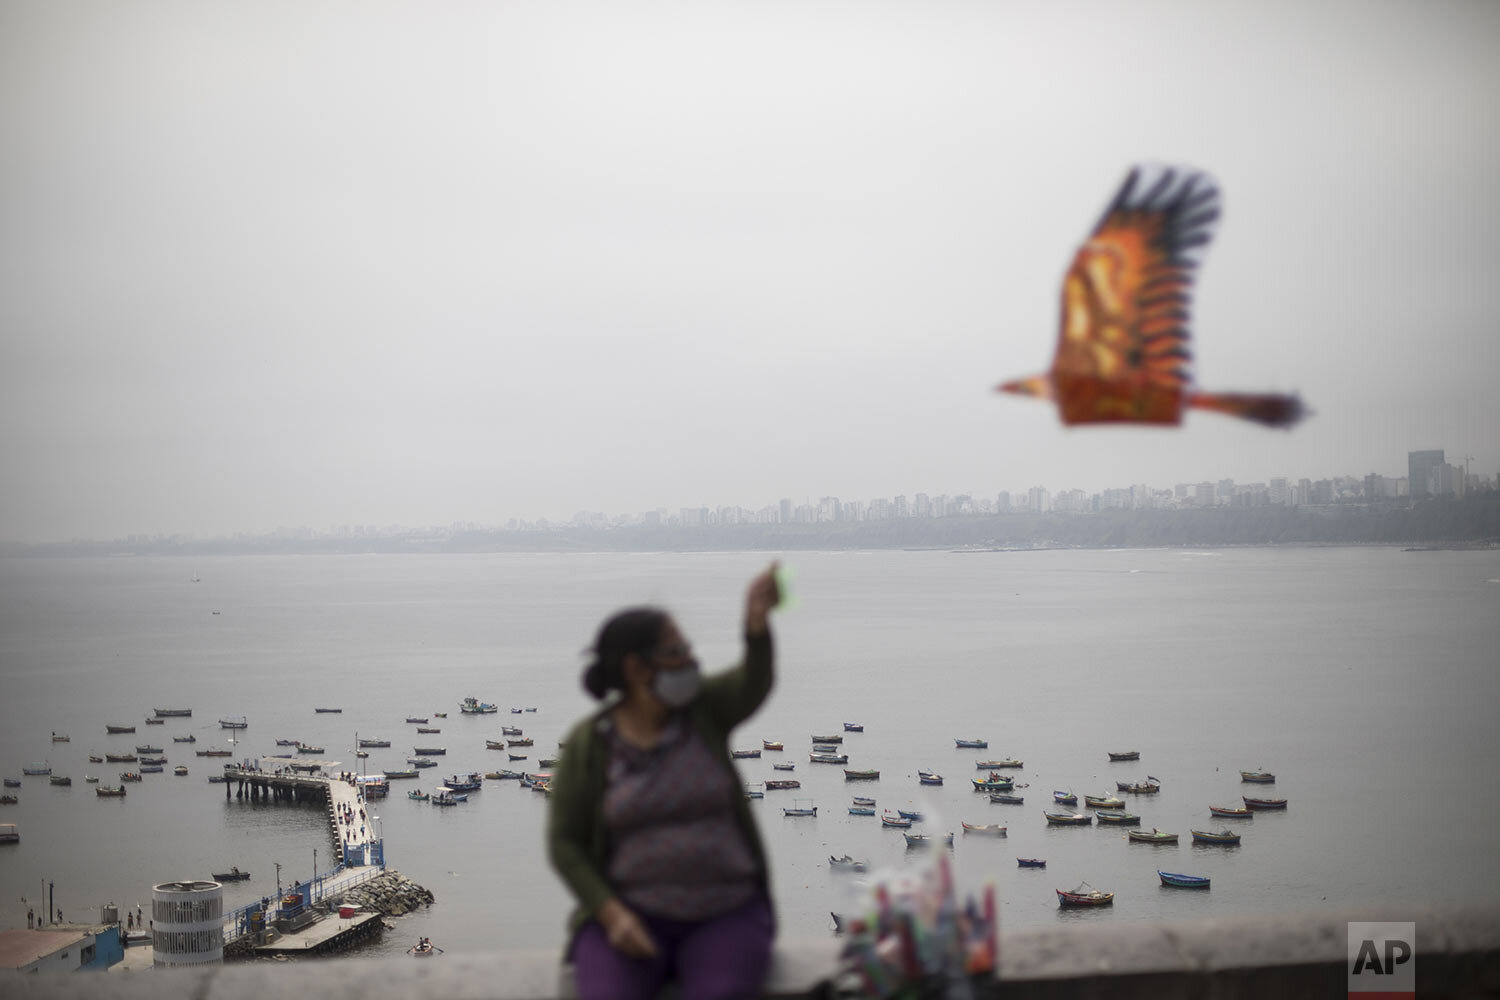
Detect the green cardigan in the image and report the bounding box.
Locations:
[547,631,775,941]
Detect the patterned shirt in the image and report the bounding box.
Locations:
[603,714,759,921]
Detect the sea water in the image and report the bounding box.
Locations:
[1,547,1497,956]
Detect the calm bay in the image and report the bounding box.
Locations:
[1,547,1497,957]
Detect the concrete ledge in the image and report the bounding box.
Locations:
[4,904,1497,999]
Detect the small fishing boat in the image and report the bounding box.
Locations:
[961,822,1007,836]
[829,855,868,871]
[408,939,442,956]
[2,779,19,787]
[851,796,876,806]
[50,775,72,786]
[844,768,880,781]
[0,795,16,805]
[120,772,142,782]
[275,738,299,746]
[460,697,498,715]
[765,779,801,790]
[139,755,167,765]
[511,708,522,713]
[84,775,100,783]
[413,746,447,756]
[989,792,1024,804]
[213,867,251,881]
[383,769,418,780]
[897,809,922,821]
[848,806,875,816]
[508,753,528,761]
[524,707,537,712]
[783,799,817,817]
[408,757,438,768]
[1017,858,1046,868]
[1107,751,1140,761]
[358,739,391,748]
[972,776,1013,791]
[433,712,447,718]
[106,753,137,763]
[174,766,189,776]
[51,733,70,742]
[501,726,523,736]
[314,707,343,713]
[810,734,843,744]
[1052,790,1077,805]
[772,762,796,771]
[144,718,165,725]
[1057,884,1114,906]
[1084,794,1125,809]
[297,743,325,754]
[1159,870,1210,889]
[976,759,1024,768]
[87,755,103,763]
[538,757,560,768]
[904,832,954,847]
[1094,810,1140,825]
[1209,805,1253,818]
[431,790,466,805]
[731,749,762,759]
[1128,828,1179,844]
[22,763,51,776]
[809,752,848,764]
[843,723,863,732]
[812,744,842,754]
[219,716,248,729]
[95,786,126,797]
[1118,777,1162,793]
[954,738,988,749]
[917,770,942,785]
[880,811,912,828]
[1243,796,1288,809]
[139,765,163,773]
[745,786,764,800]
[505,738,533,747]
[406,717,429,724]
[197,748,232,757]
[106,725,136,734]
[154,708,192,717]
[0,823,18,843]
[1044,811,1091,825]
[762,740,784,751]
[173,734,197,743]
[1191,828,1242,845]
[485,740,507,750]
[490,769,524,780]
[445,773,483,792]
[408,790,430,801]
[416,727,441,734]
[1240,770,1276,783]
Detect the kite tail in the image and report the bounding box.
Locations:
[1187,391,1305,428]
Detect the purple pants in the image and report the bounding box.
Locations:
[570,896,775,1000]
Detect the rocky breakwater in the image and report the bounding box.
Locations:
[339,870,435,916]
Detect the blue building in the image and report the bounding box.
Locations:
[0,924,125,972]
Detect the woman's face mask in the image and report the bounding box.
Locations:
[645,636,701,707]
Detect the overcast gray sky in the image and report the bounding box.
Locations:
[2,1,1497,542]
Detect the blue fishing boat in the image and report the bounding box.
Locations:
[973,776,1014,791]
[1159,871,1210,888]
[954,738,988,749]
[1052,790,1077,805]
[848,806,875,816]
[1017,858,1046,868]
[897,809,922,821]
[918,770,943,785]
[843,723,863,732]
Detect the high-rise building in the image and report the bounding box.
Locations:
[1408,450,1445,499]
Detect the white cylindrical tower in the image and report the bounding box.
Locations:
[152,880,224,966]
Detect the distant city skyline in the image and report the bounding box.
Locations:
[60,449,1492,546]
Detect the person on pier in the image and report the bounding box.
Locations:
[548,564,780,1000]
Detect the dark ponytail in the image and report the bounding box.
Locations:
[582,607,668,699]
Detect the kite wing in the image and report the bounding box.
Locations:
[1050,165,1220,420]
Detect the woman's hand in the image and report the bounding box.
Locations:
[744,562,781,637]
[597,898,658,958]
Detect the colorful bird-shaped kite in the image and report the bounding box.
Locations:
[997,164,1304,427]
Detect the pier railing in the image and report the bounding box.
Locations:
[223,863,386,943]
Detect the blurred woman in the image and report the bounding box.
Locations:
[548,564,780,1000]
